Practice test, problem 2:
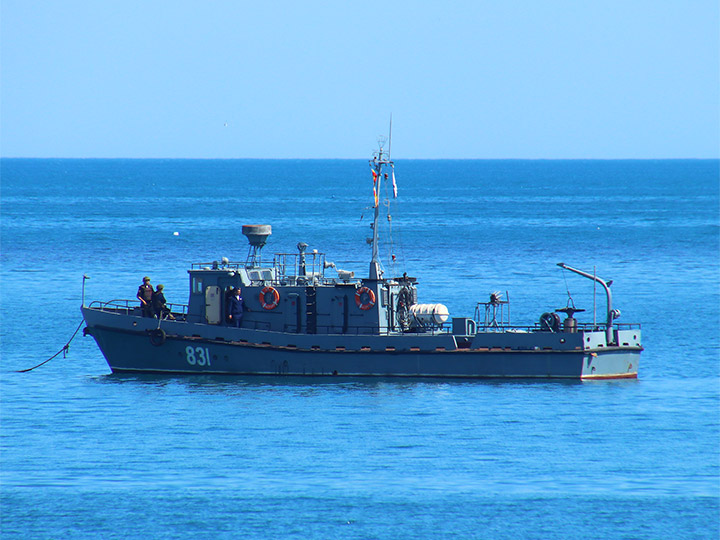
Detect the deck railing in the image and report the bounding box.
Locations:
[474,322,641,333]
[87,299,188,318]
[86,300,639,335]
[275,323,453,336]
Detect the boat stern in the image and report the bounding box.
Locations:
[580,328,642,379]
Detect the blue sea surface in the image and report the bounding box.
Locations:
[1,158,719,539]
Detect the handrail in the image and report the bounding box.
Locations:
[474,322,641,333]
[190,252,331,279]
[87,299,188,316]
[279,322,452,336]
[190,260,246,270]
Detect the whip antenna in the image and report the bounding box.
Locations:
[388,114,393,160]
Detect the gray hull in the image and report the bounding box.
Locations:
[83,308,640,380]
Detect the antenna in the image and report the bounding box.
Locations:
[242,224,272,267]
[378,134,387,151]
[388,114,393,160]
[368,124,394,280]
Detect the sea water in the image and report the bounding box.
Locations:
[1,159,718,539]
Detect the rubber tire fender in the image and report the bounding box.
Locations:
[149,328,166,347]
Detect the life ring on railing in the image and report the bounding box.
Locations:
[355,286,376,311]
[260,286,280,310]
[149,328,166,347]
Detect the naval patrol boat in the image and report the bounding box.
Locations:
[81,144,642,379]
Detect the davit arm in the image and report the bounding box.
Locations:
[556,263,619,345]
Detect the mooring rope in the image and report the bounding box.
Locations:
[17,319,85,373]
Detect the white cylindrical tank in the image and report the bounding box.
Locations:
[409,303,450,326]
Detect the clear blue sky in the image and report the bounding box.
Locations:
[1,1,718,158]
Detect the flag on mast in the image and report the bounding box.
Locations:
[372,169,379,207]
[391,167,397,198]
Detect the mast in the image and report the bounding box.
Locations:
[369,136,393,280]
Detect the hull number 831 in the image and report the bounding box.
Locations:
[185,346,211,367]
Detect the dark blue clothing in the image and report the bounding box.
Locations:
[227,295,246,327]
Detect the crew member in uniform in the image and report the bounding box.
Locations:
[224,286,236,323]
[137,276,154,317]
[227,288,247,328]
[152,284,174,319]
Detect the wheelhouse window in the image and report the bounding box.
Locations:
[192,277,203,294]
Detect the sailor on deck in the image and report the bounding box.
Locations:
[137,276,154,318]
[227,288,247,328]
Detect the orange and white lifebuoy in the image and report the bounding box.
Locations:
[355,286,376,311]
[260,286,280,310]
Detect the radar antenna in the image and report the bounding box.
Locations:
[242,224,272,267]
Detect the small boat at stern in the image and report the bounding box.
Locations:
[81,142,642,379]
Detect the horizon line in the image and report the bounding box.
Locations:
[2,156,718,161]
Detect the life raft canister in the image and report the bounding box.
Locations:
[355,286,376,310]
[260,286,280,310]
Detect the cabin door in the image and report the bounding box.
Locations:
[205,286,222,325]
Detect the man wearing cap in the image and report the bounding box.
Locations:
[152,284,174,319]
[137,276,154,317]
